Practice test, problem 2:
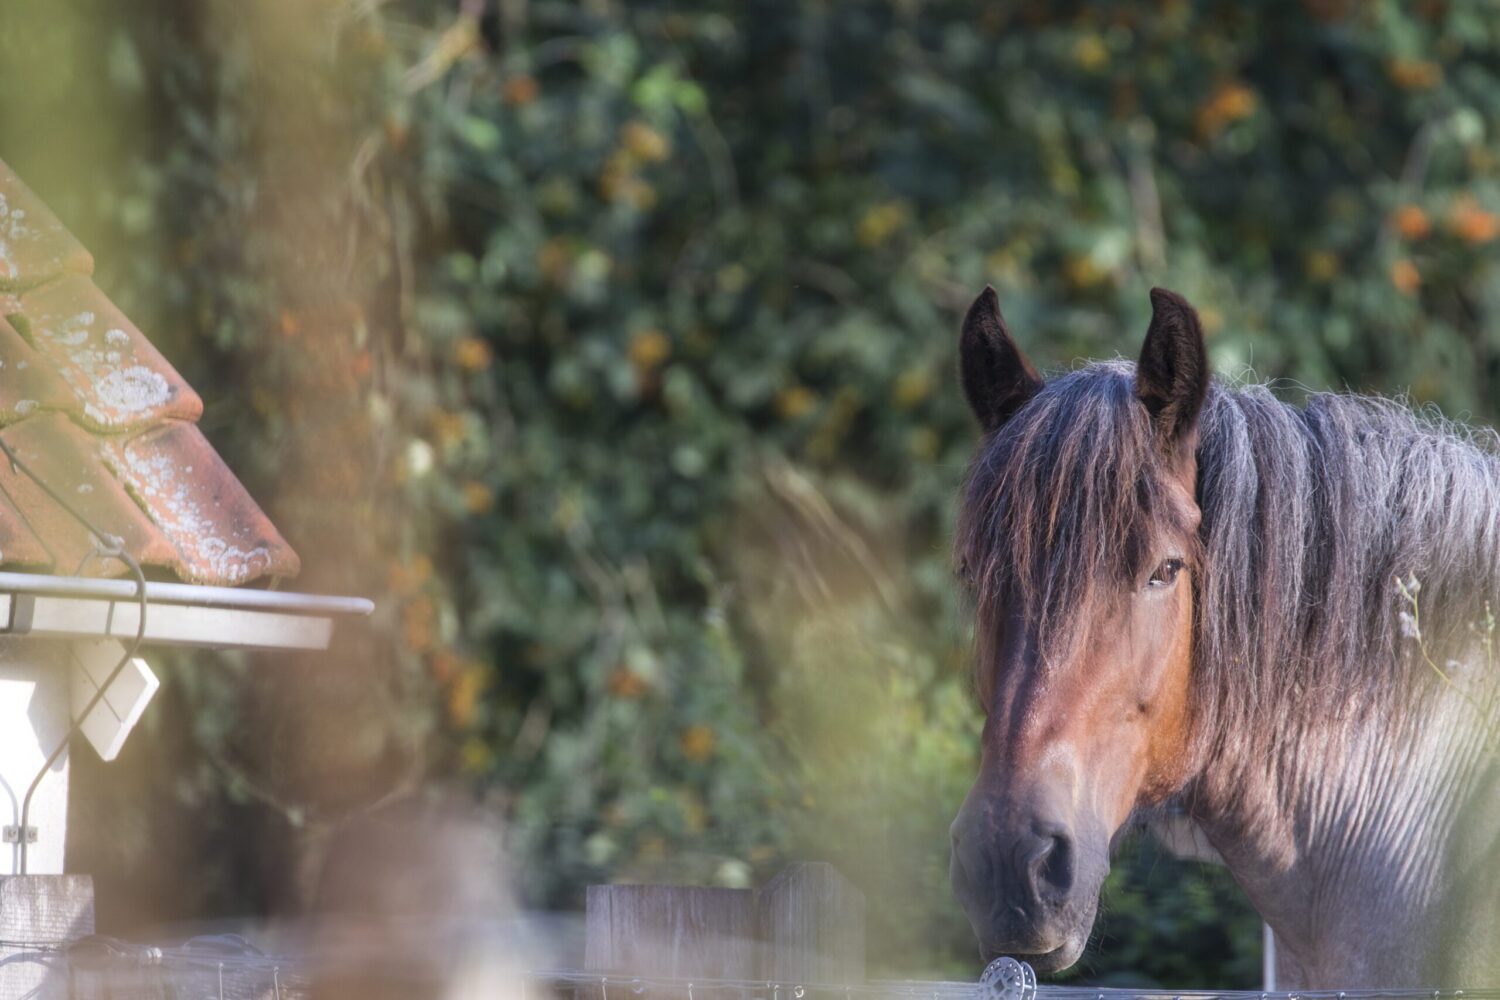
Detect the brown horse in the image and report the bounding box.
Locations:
[947,287,1500,987]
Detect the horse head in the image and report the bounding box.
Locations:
[948,287,1209,972]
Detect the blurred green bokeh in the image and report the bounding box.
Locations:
[3,0,1498,986]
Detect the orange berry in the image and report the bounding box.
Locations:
[607,667,648,700]
[504,75,539,106]
[1388,58,1441,90]
[1392,204,1431,240]
[680,724,716,762]
[454,336,493,371]
[1449,196,1500,245]
[1389,259,1422,295]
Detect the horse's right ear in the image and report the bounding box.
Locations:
[959,286,1042,432]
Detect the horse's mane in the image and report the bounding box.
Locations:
[957,360,1500,781]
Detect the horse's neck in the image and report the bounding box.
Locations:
[1194,683,1500,988]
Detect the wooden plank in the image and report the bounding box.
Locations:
[6,595,333,650]
[0,874,93,1000]
[585,867,868,992]
[585,884,759,980]
[757,863,865,985]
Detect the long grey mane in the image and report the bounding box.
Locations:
[958,360,1500,782]
[1196,367,1500,769]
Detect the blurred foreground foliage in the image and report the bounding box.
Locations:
[4,0,1500,985]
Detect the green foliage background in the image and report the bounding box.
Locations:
[3,0,1499,987]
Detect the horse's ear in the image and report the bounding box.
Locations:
[1136,287,1210,444]
[960,286,1042,432]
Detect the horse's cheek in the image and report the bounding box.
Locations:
[1140,588,1197,801]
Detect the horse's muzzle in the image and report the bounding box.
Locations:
[949,806,1102,972]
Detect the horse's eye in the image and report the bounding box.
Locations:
[1147,558,1185,588]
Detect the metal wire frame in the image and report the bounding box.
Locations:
[3,943,1497,1000]
[0,894,312,994]
[524,969,1500,1000]
[0,937,311,999]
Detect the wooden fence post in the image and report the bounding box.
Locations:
[584,865,866,991]
[757,863,864,985]
[585,884,760,980]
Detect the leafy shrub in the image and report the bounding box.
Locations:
[8,0,1500,985]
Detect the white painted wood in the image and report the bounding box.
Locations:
[1264,921,1278,990]
[69,640,159,762]
[0,571,373,616]
[0,640,69,875]
[7,596,333,650]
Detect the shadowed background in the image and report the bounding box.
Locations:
[2,0,1497,986]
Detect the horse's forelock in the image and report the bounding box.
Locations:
[956,361,1196,666]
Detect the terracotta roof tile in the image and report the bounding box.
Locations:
[0,316,76,424]
[0,412,180,576]
[0,160,93,292]
[0,480,54,569]
[103,420,300,585]
[11,274,204,432]
[0,157,299,586]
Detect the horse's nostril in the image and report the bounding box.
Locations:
[1043,833,1073,892]
[1027,830,1075,898]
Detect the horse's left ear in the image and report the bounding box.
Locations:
[960,286,1043,432]
[1136,287,1209,444]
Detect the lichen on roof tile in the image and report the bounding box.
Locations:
[13,274,203,432]
[0,160,93,292]
[103,420,301,586]
[0,412,180,577]
[0,316,78,425]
